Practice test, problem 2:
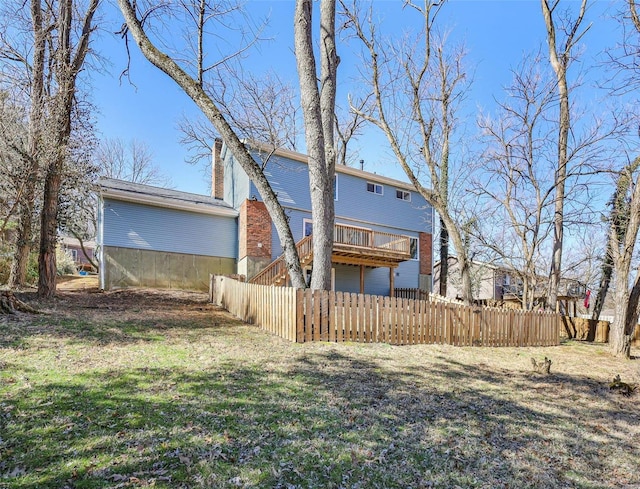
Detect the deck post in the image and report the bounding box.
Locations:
[389,267,395,298]
[360,265,365,294]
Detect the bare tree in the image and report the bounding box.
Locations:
[116,0,308,288]
[177,66,301,184]
[0,0,49,288]
[37,0,100,298]
[95,137,171,186]
[541,0,589,310]
[600,0,640,357]
[476,53,558,310]
[335,99,367,167]
[589,162,639,327]
[0,90,29,234]
[294,0,338,290]
[345,0,475,303]
[604,159,640,357]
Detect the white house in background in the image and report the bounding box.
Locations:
[97,141,435,294]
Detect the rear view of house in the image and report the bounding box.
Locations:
[97,141,435,295]
[216,141,434,296]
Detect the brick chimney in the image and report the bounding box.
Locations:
[212,138,224,199]
[237,199,273,280]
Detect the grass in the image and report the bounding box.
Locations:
[1,287,639,488]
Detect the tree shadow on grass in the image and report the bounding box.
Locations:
[0,290,247,348]
[3,348,639,489]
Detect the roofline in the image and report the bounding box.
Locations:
[243,140,424,192]
[99,185,238,218]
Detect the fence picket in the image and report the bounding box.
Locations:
[212,276,561,348]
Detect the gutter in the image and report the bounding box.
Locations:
[100,187,239,218]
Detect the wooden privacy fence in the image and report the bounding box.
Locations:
[211,276,561,347]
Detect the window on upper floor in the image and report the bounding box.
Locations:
[367,182,383,195]
[396,189,411,202]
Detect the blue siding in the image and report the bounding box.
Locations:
[244,155,433,234]
[333,261,419,296]
[223,146,251,209]
[102,198,237,258]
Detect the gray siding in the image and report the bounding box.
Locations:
[102,198,237,258]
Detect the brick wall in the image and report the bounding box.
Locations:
[212,139,224,200]
[239,199,272,260]
[419,232,432,275]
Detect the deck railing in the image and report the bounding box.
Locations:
[250,223,412,285]
[334,223,411,255]
[250,234,313,286]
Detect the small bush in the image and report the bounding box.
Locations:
[56,247,77,275]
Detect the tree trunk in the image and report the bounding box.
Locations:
[9,210,34,287]
[38,161,63,298]
[610,298,632,358]
[37,0,99,298]
[9,0,46,288]
[294,0,337,291]
[0,291,39,314]
[117,0,307,288]
[438,219,448,296]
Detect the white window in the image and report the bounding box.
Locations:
[396,189,411,202]
[70,249,78,262]
[367,182,383,195]
[303,219,313,237]
[409,237,419,260]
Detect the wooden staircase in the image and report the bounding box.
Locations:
[249,234,313,286]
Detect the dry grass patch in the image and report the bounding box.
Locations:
[1,287,639,488]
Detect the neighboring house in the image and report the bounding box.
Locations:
[433,257,511,302]
[59,236,96,270]
[97,179,238,291]
[97,141,434,294]
[434,256,587,313]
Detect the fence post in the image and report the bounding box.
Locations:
[209,274,215,304]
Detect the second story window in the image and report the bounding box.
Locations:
[367,182,383,195]
[396,189,411,201]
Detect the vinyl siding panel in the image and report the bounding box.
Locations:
[333,261,419,296]
[102,198,237,258]
[247,156,433,234]
[223,147,251,209]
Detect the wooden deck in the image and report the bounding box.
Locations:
[249,223,412,286]
[331,223,411,267]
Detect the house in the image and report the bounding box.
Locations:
[59,236,96,271]
[434,256,587,313]
[97,141,434,295]
[97,179,238,290]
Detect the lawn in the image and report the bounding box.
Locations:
[1,284,639,488]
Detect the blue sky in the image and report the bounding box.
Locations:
[91,0,618,195]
